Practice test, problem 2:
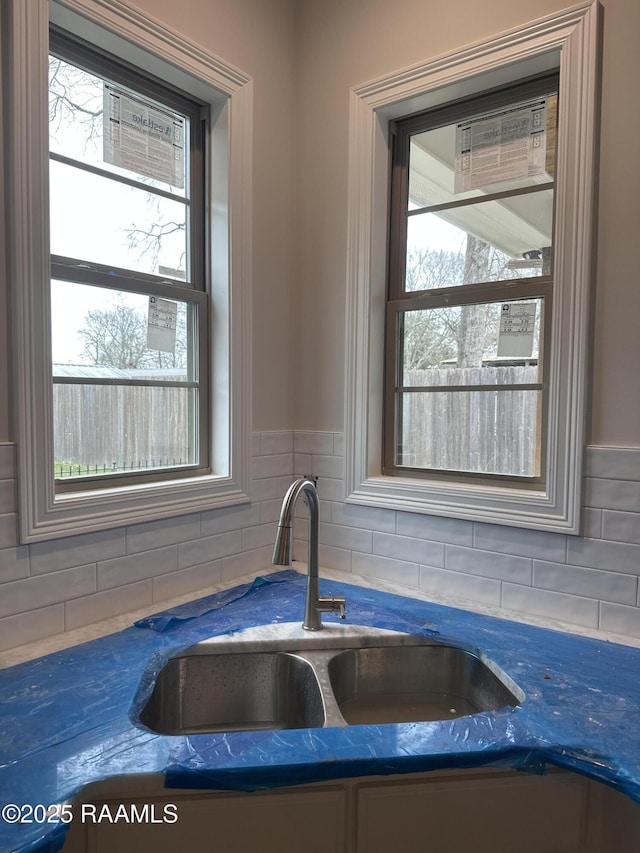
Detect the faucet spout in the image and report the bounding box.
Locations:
[272,477,346,631]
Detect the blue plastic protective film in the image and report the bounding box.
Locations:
[1,570,640,853]
[133,570,296,632]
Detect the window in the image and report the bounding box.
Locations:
[5,0,253,542]
[344,3,600,533]
[49,32,208,491]
[384,77,557,488]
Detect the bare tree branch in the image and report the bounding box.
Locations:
[49,57,103,152]
[125,220,186,273]
[79,296,187,370]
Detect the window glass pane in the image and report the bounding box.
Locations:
[51,281,195,377]
[50,160,189,280]
[401,298,542,384]
[53,384,198,478]
[46,39,208,494]
[405,190,553,291]
[397,389,541,476]
[49,55,188,197]
[408,93,557,207]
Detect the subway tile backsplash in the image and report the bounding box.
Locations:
[291,437,640,640]
[1,437,640,650]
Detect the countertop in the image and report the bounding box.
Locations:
[1,568,640,853]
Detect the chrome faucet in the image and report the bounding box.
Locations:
[272,477,346,630]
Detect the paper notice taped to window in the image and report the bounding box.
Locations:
[497,303,537,358]
[103,83,185,188]
[147,297,177,354]
[455,98,549,194]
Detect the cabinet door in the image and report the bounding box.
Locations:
[357,772,591,853]
[85,788,346,853]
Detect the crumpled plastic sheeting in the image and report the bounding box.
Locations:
[162,712,541,793]
[130,573,640,803]
[134,570,297,632]
[2,569,640,853]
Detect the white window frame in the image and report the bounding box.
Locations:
[4,0,253,543]
[344,1,601,533]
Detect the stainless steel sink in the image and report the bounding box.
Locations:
[137,624,523,735]
[327,645,520,724]
[140,651,325,734]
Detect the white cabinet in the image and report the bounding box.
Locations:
[62,767,638,853]
[356,771,598,853]
[81,787,346,853]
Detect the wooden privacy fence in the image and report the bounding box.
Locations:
[400,365,540,476]
[53,365,538,477]
[53,383,193,472]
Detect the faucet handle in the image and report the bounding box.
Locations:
[318,596,347,620]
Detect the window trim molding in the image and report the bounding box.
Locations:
[4,0,253,542]
[344,1,601,533]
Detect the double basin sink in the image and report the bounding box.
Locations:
[138,623,524,735]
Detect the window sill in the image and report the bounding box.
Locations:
[25,475,251,543]
[345,472,580,533]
